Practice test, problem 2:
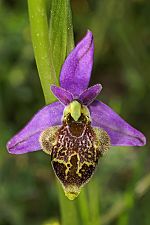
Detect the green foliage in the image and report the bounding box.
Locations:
[49,0,74,79]
[0,0,150,225]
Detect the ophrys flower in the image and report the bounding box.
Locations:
[7,31,146,200]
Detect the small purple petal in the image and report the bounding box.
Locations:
[89,100,146,146]
[79,84,102,105]
[51,85,74,105]
[7,102,64,154]
[60,30,94,96]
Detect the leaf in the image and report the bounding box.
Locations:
[49,0,74,79]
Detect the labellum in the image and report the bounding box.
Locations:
[40,101,110,200]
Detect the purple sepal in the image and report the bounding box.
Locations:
[60,30,94,96]
[7,102,64,154]
[79,84,102,105]
[51,85,74,105]
[89,100,146,146]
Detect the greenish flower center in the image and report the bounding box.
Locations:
[63,100,90,122]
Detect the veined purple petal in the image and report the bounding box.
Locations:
[7,102,64,154]
[79,84,102,105]
[60,30,94,96]
[51,85,74,105]
[89,100,146,146]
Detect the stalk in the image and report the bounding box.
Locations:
[28,0,58,104]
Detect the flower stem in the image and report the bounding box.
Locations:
[77,178,101,225]
[88,178,101,225]
[28,0,58,104]
[77,189,90,225]
[57,182,79,225]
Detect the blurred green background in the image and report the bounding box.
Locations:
[0,0,150,225]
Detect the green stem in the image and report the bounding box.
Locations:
[77,178,101,225]
[77,188,90,225]
[28,0,58,104]
[88,178,101,225]
[57,182,79,225]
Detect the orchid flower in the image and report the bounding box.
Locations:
[7,31,146,200]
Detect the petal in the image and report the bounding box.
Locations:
[60,30,94,96]
[89,100,146,146]
[79,84,102,105]
[7,102,64,154]
[51,85,74,105]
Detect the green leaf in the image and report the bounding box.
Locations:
[49,0,74,79]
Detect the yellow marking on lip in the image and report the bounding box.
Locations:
[52,152,82,179]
